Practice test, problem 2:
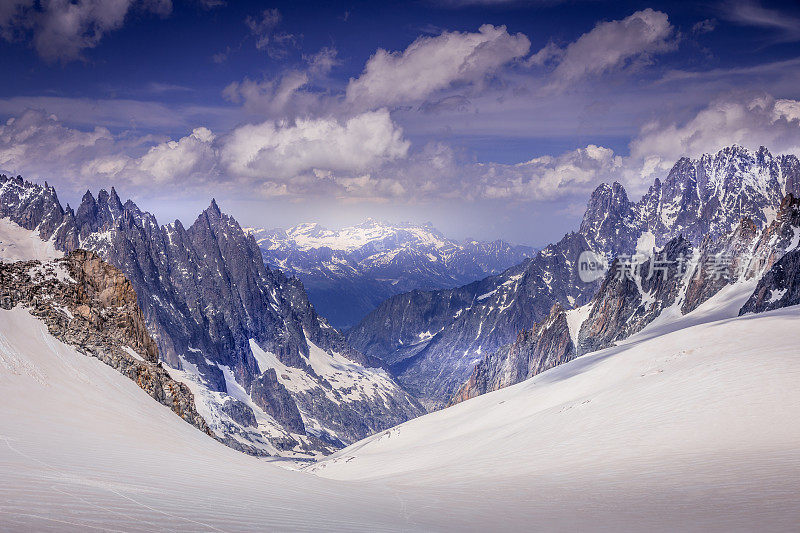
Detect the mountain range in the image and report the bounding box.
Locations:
[0,175,422,456]
[248,220,534,329]
[3,144,800,453]
[347,145,800,408]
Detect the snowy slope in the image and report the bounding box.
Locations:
[0,307,413,531]
[2,299,800,530]
[0,175,423,457]
[0,217,61,263]
[309,297,800,529]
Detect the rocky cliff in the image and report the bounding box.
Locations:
[0,250,213,440]
[348,231,597,409]
[740,195,800,314]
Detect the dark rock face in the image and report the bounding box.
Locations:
[221,399,257,428]
[578,236,693,354]
[740,195,800,314]
[683,194,800,314]
[680,219,760,314]
[451,304,574,405]
[453,191,800,405]
[0,175,79,250]
[355,146,800,408]
[0,174,423,456]
[252,221,534,329]
[740,249,800,313]
[250,369,306,434]
[453,236,692,405]
[580,181,640,257]
[583,146,800,254]
[0,251,212,438]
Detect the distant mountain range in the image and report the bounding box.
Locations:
[347,145,800,409]
[247,220,534,329]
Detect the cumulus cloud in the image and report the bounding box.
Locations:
[345,24,530,109]
[478,145,623,200]
[219,110,410,180]
[532,9,676,86]
[0,110,114,180]
[132,127,216,183]
[331,142,624,203]
[0,0,171,63]
[0,108,412,196]
[80,126,217,186]
[6,91,800,207]
[223,71,313,116]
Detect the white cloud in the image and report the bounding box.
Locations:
[345,24,530,109]
[533,9,676,86]
[223,71,312,116]
[0,108,409,196]
[304,46,339,77]
[629,94,800,185]
[132,127,216,183]
[0,0,171,63]
[479,145,623,200]
[219,110,410,180]
[331,141,623,203]
[0,110,113,179]
[6,91,800,207]
[223,47,339,118]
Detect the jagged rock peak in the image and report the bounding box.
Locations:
[208,198,221,216]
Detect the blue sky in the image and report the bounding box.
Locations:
[2,0,800,246]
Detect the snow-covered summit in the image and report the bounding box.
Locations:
[250,219,452,253]
[248,220,534,329]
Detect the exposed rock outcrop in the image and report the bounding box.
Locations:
[0,250,211,436]
[740,195,800,314]
[454,192,800,405]
[349,231,597,409]
[578,236,693,354]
